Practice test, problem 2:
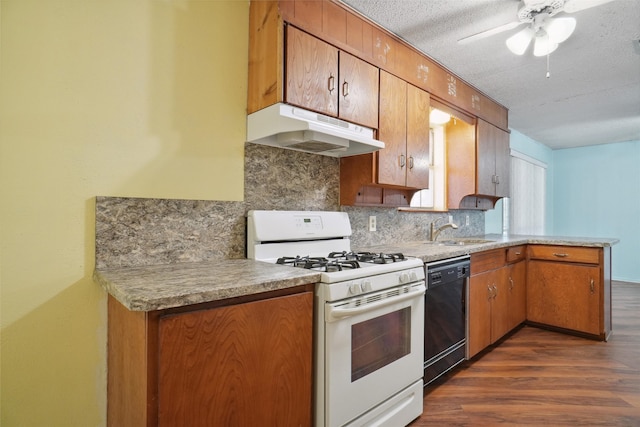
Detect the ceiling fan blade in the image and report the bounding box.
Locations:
[563,0,617,13]
[458,21,524,44]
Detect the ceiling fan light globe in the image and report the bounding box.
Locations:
[506,27,534,55]
[545,17,577,43]
[533,35,558,56]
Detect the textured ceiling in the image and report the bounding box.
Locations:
[340,0,640,150]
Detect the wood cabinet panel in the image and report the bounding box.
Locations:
[528,245,601,264]
[527,260,601,336]
[378,71,407,186]
[286,25,338,117]
[476,119,510,198]
[470,249,506,275]
[338,50,379,128]
[506,245,526,263]
[247,0,285,113]
[107,296,158,427]
[157,292,313,427]
[491,268,510,344]
[468,270,493,358]
[406,84,430,188]
[108,287,314,427]
[468,249,525,359]
[506,260,527,331]
[446,118,476,209]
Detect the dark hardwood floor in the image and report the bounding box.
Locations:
[411,281,640,426]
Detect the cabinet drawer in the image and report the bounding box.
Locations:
[528,245,600,264]
[470,249,506,275]
[506,245,526,263]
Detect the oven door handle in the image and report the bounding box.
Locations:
[326,284,426,322]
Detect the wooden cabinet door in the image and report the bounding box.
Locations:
[527,260,601,335]
[506,260,527,331]
[491,268,510,343]
[338,50,379,128]
[406,84,430,189]
[475,119,510,197]
[286,26,338,117]
[468,270,493,358]
[157,292,313,427]
[378,70,407,187]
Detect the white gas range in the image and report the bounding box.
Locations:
[247,210,425,427]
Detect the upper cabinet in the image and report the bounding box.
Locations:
[476,119,510,198]
[339,72,430,206]
[447,117,511,210]
[377,71,430,188]
[247,0,510,208]
[286,26,379,129]
[248,0,508,130]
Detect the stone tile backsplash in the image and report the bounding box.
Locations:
[95,144,484,268]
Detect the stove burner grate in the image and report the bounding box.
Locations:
[276,256,360,272]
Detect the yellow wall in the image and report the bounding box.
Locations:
[0,0,249,424]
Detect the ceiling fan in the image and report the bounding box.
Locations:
[458,0,617,56]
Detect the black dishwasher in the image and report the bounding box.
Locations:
[424,255,470,386]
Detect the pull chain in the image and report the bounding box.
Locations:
[546,52,551,78]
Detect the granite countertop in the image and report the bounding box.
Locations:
[360,234,620,263]
[95,234,618,312]
[94,259,321,311]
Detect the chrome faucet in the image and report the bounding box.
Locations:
[430,216,459,241]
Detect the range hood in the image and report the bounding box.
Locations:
[247,103,385,157]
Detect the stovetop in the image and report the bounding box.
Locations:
[275,251,410,273]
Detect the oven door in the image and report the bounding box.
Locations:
[323,282,425,426]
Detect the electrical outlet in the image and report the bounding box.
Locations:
[466,215,470,226]
[369,216,377,232]
[448,215,453,223]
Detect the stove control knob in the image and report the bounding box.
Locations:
[399,272,410,284]
[362,280,372,292]
[410,271,418,282]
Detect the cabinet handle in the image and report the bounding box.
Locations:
[509,277,514,290]
[553,253,569,258]
[495,175,500,184]
[408,156,414,170]
[399,154,406,168]
[342,80,349,97]
[487,285,493,300]
[493,284,498,297]
[590,278,595,294]
[328,75,335,93]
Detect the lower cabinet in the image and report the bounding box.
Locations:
[527,245,611,339]
[505,246,527,332]
[468,247,527,359]
[107,286,314,427]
